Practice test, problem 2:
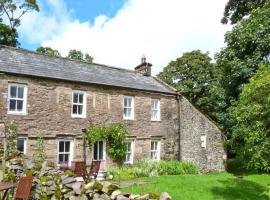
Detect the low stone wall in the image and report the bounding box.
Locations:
[2,158,172,200]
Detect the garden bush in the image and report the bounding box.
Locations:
[158,160,198,175]
[106,160,198,180]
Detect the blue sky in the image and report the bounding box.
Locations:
[18,0,230,75]
[19,0,127,49]
[64,0,126,23]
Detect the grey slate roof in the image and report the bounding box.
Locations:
[0,46,176,94]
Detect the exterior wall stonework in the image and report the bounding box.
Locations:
[0,74,226,172]
[179,96,226,172]
[0,74,178,167]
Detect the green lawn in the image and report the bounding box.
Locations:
[121,173,270,200]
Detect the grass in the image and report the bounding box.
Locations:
[121,173,270,200]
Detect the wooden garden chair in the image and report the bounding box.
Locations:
[72,161,86,177]
[14,176,33,200]
[88,160,101,179]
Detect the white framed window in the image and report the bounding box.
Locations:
[93,140,106,161]
[124,140,134,165]
[72,91,86,118]
[7,84,27,115]
[151,98,160,121]
[123,96,134,120]
[151,140,160,161]
[201,135,206,148]
[17,137,27,154]
[57,140,74,166]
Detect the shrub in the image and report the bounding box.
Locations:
[158,160,198,175]
[87,123,129,164]
[105,160,198,180]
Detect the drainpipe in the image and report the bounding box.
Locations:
[176,93,181,161]
[82,128,87,164]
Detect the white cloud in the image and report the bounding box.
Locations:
[19,0,230,75]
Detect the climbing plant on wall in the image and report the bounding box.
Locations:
[86,123,129,164]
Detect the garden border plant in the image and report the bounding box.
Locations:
[86,123,129,164]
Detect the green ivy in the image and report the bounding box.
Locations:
[6,123,20,160]
[33,133,46,169]
[86,123,129,164]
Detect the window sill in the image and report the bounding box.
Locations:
[7,111,27,116]
[124,162,133,165]
[92,159,106,161]
[123,118,134,121]
[71,115,86,119]
[151,119,161,122]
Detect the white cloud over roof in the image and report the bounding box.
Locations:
[19,0,230,75]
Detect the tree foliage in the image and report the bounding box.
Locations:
[158,50,226,123]
[0,23,17,46]
[228,64,270,172]
[36,46,61,57]
[216,2,270,103]
[68,49,93,63]
[0,0,39,46]
[221,0,267,24]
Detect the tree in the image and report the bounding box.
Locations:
[228,64,270,172]
[158,50,226,124]
[216,2,270,104]
[84,53,93,63]
[0,0,39,46]
[68,49,84,61]
[36,46,61,57]
[67,49,93,63]
[221,0,267,24]
[0,23,17,46]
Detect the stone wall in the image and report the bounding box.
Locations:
[0,74,179,166]
[0,74,226,172]
[179,96,226,172]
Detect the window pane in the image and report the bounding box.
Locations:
[93,143,98,160]
[64,154,69,162]
[17,87,24,98]
[126,153,131,162]
[79,93,83,104]
[152,110,157,119]
[126,142,131,151]
[73,105,78,114]
[124,108,129,117]
[73,93,78,103]
[78,105,83,115]
[151,100,155,109]
[59,141,64,152]
[9,99,16,111]
[151,152,155,159]
[99,141,103,160]
[17,100,23,111]
[151,142,154,150]
[17,138,25,153]
[127,98,131,107]
[59,154,64,163]
[65,141,70,152]
[124,97,128,107]
[10,86,17,98]
[152,99,158,110]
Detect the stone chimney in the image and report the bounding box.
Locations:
[135,55,152,76]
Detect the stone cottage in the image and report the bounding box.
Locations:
[0,45,226,174]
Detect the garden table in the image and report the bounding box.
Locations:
[0,182,15,200]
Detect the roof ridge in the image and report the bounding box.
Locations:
[0,45,139,74]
